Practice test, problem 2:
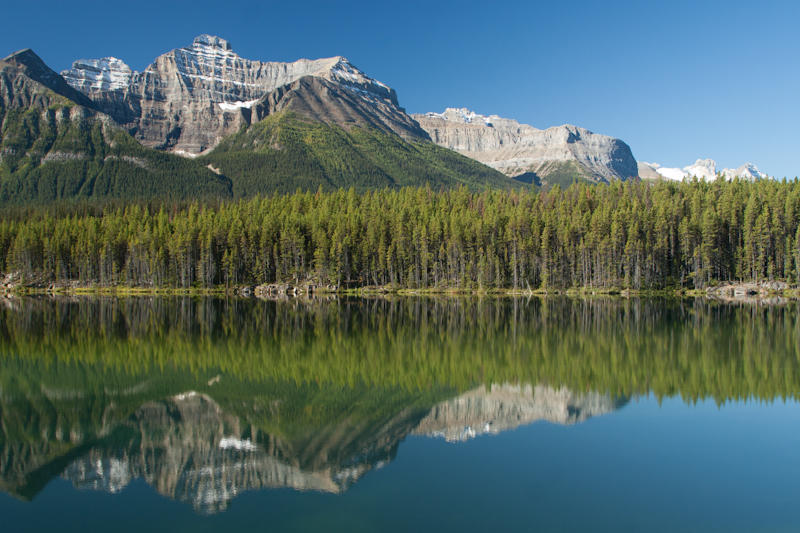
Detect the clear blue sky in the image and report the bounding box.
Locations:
[3,0,799,177]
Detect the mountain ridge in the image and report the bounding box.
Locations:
[413,107,639,186]
[60,34,423,154]
[638,158,768,181]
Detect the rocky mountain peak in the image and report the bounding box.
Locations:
[192,34,232,51]
[62,57,133,93]
[2,48,95,109]
[4,48,64,86]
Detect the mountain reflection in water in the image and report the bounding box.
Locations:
[52,384,621,514]
[1,295,798,513]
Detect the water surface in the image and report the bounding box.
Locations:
[0,296,798,531]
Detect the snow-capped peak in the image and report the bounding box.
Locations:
[721,162,767,180]
[424,108,495,126]
[640,158,768,181]
[192,34,233,51]
[683,158,717,180]
[61,57,133,92]
[323,56,395,103]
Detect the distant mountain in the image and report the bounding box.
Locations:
[0,49,230,205]
[638,159,768,181]
[51,35,511,195]
[413,108,638,187]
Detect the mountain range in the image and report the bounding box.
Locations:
[0,34,771,205]
[638,159,768,181]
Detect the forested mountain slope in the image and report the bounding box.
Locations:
[201,108,513,196]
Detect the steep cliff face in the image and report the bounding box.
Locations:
[413,108,638,185]
[414,384,624,442]
[62,35,425,154]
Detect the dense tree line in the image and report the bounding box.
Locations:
[2,178,800,290]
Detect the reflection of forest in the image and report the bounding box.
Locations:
[0,296,798,511]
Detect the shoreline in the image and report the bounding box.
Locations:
[2,282,797,300]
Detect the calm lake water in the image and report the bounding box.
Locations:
[0,296,798,532]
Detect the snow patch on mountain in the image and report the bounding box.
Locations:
[61,57,133,92]
[218,99,258,111]
[422,107,496,126]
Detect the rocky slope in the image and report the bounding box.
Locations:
[413,384,623,442]
[413,108,638,185]
[62,35,429,154]
[639,159,768,181]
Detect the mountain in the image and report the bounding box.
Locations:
[61,34,430,155]
[49,35,511,195]
[0,49,230,205]
[412,108,638,187]
[638,159,768,181]
[0,38,513,204]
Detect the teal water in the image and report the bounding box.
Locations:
[0,296,798,531]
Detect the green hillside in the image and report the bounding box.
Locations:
[200,111,516,196]
[0,105,232,206]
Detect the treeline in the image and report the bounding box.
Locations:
[2,178,800,290]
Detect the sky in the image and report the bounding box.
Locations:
[2,0,799,177]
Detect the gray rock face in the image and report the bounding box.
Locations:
[2,49,97,110]
[249,75,429,141]
[413,108,638,183]
[62,34,425,154]
[414,383,624,442]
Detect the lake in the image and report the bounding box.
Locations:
[0,296,798,532]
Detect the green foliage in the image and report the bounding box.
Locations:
[0,106,231,205]
[201,112,514,195]
[1,296,797,498]
[1,296,798,402]
[2,179,800,290]
[533,160,597,188]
